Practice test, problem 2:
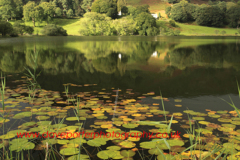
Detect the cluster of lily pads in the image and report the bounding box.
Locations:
[0,76,240,160]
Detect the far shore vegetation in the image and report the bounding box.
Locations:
[0,0,240,36]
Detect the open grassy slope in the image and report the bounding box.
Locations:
[177,22,239,36]
[9,18,240,36]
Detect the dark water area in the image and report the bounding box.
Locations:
[1,36,240,159]
[1,36,240,103]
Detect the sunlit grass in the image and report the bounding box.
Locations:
[177,22,239,36]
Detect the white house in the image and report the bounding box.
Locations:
[151,14,158,19]
[118,11,121,16]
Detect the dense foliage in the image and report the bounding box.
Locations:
[41,24,67,36]
[91,0,118,19]
[0,21,13,36]
[167,0,240,27]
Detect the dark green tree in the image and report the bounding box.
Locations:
[195,5,224,27]
[0,21,13,36]
[135,12,158,36]
[91,0,118,19]
[226,6,240,28]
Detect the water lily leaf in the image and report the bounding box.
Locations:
[57,139,69,145]
[122,123,138,129]
[121,150,136,157]
[97,150,124,159]
[208,114,220,118]
[157,154,175,160]
[148,148,163,155]
[60,148,79,156]
[36,116,50,120]
[217,111,228,114]
[13,112,31,119]
[192,117,205,121]
[140,141,156,149]
[9,142,35,152]
[107,146,121,151]
[218,118,232,123]
[66,117,79,121]
[119,141,136,148]
[68,154,90,160]
[231,121,240,125]
[22,122,36,127]
[87,138,106,147]
[168,139,184,147]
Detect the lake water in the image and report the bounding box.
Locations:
[1,36,240,159]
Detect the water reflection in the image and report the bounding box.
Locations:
[0,37,240,97]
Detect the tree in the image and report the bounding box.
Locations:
[67,8,74,18]
[165,6,171,18]
[117,0,126,12]
[221,30,226,35]
[81,0,93,12]
[121,6,128,15]
[127,5,150,18]
[195,5,224,27]
[13,0,23,19]
[23,2,44,27]
[13,21,34,35]
[0,0,15,20]
[78,12,114,36]
[112,16,136,35]
[169,1,197,22]
[226,6,240,28]
[39,2,56,23]
[41,24,67,36]
[0,21,13,36]
[91,0,118,19]
[170,2,188,22]
[158,12,161,19]
[135,12,158,36]
[55,7,62,17]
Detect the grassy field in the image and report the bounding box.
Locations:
[9,17,240,36]
[176,22,239,36]
[9,18,81,35]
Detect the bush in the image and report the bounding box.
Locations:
[13,22,34,35]
[0,21,14,36]
[41,24,67,36]
[221,30,226,35]
[215,30,219,34]
[169,20,176,27]
[67,9,74,18]
[195,5,225,27]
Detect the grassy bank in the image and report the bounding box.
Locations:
[177,22,239,36]
[9,18,240,36]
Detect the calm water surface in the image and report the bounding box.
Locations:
[1,36,240,111]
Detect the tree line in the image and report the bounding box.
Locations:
[0,0,180,36]
[166,0,240,27]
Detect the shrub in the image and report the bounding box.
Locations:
[41,24,67,36]
[13,22,34,35]
[67,9,74,18]
[0,21,14,36]
[169,20,176,27]
[215,30,219,34]
[221,30,226,35]
[195,5,225,27]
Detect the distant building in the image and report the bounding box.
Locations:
[118,11,121,16]
[151,14,158,19]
